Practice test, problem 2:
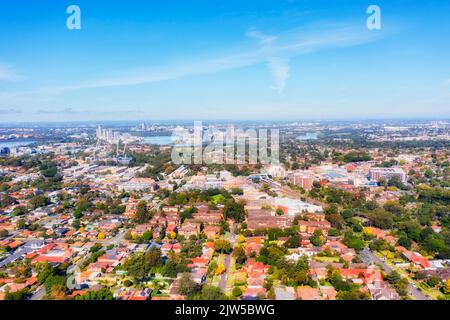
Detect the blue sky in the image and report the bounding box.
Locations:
[0,0,449,122]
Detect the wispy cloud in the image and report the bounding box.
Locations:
[267,57,290,94]
[246,29,290,94]
[0,21,385,100]
[36,107,90,115]
[245,29,277,46]
[0,63,23,81]
[0,108,22,114]
[36,107,146,116]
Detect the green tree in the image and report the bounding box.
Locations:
[310,230,326,247]
[369,208,394,230]
[0,193,16,209]
[29,195,50,209]
[285,234,300,248]
[133,201,151,224]
[199,286,227,300]
[16,218,27,230]
[223,199,246,223]
[232,245,247,264]
[343,231,365,251]
[232,286,242,297]
[231,188,244,195]
[44,275,67,295]
[178,273,200,297]
[0,229,8,238]
[214,240,232,254]
[142,230,153,241]
[5,289,29,300]
[426,276,439,287]
[122,247,162,280]
[74,288,114,300]
[397,236,412,249]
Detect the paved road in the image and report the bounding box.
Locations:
[360,248,429,300]
[360,248,393,273]
[406,283,429,300]
[0,248,29,268]
[0,240,44,268]
[218,255,231,293]
[215,222,237,293]
[30,286,45,301]
[104,230,126,246]
[229,222,237,245]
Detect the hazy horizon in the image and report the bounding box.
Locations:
[0,117,449,127]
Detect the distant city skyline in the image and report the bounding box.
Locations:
[1,0,450,122]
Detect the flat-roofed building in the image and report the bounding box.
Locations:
[369,167,407,183]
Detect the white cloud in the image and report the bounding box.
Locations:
[36,107,88,115]
[0,63,22,81]
[267,57,290,95]
[245,29,277,46]
[246,28,290,94]
[0,21,384,100]
[0,108,21,114]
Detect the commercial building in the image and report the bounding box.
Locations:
[369,167,407,184]
[288,171,315,190]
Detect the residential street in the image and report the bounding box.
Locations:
[104,230,126,246]
[360,248,429,300]
[406,283,429,300]
[218,254,231,293]
[360,248,393,273]
[0,240,44,268]
[30,286,45,301]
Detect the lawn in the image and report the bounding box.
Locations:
[211,275,221,287]
[234,271,247,284]
[212,194,225,204]
[217,254,225,265]
[314,256,340,263]
[418,282,444,300]
[226,274,235,293]
[229,256,236,273]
